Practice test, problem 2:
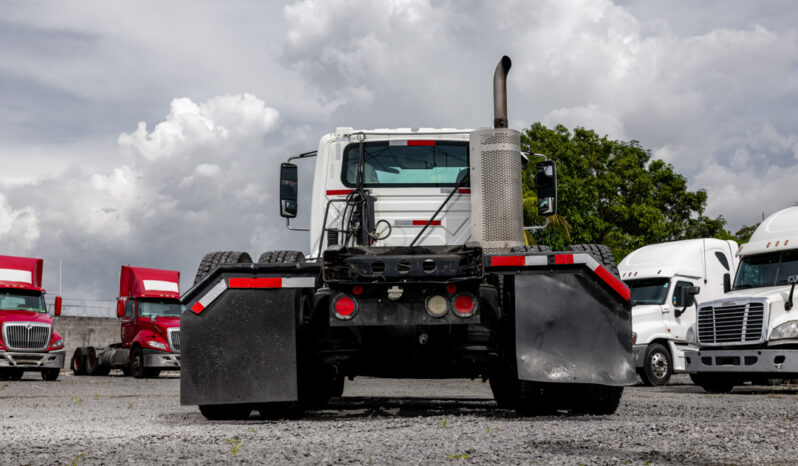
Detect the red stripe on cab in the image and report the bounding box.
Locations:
[326,189,353,196]
[412,220,441,226]
[407,140,435,146]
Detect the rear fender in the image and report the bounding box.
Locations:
[487,252,635,386]
[180,262,320,406]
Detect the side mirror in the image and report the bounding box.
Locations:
[280,163,298,218]
[116,299,125,318]
[535,160,557,216]
[723,273,731,293]
[54,296,62,317]
[675,286,700,317]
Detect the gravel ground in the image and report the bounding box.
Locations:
[2,373,798,465]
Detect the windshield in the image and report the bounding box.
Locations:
[0,289,46,313]
[734,250,798,290]
[625,278,671,305]
[138,299,182,318]
[341,141,469,187]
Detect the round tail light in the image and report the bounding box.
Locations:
[425,295,449,318]
[333,295,357,320]
[452,293,476,317]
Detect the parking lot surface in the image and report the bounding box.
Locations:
[2,373,798,465]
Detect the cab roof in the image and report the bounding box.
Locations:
[739,206,798,257]
[618,238,736,280]
[119,266,180,299]
[0,255,44,292]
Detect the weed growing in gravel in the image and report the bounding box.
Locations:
[70,453,84,465]
[251,428,257,434]
[128,402,133,409]
[447,453,470,460]
[227,437,243,455]
[73,396,83,406]
[486,425,499,433]
[94,394,100,400]
[437,416,448,428]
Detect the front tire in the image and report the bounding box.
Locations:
[41,369,60,381]
[641,343,672,386]
[690,374,736,394]
[130,347,146,379]
[71,348,87,376]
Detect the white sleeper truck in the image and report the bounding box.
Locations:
[619,239,738,385]
[180,56,635,419]
[685,206,798,393]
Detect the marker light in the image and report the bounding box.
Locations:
[334,295,357,320]
[453,293,476,317]
[445,283,457,294]
[352,285,364,296]
[425,295,448,317]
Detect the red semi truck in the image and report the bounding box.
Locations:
[71,266,181,378]
[0,254,64,381]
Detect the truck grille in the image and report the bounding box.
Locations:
[168,328,180,353]
[2,322,52,351]
[697,301,766,346]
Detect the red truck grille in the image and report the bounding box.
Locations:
[168,328,180,353]
[2,322,51,351]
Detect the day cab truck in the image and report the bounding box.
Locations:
[619,239,738,385]
[0,254,64,381]
[686,206,798,393]
[71,265,181,378]
[180,56,636,420]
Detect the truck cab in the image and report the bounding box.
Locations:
[72,266,181,378]
[619,239,738,385]
[0,255,64,381]
[686,206,798,392]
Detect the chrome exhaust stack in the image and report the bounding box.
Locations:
[493,56,512,129]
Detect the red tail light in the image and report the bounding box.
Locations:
[445,283,457,294]
[352,285,363,296]
[334,295,357,320]
[452,293,476,317]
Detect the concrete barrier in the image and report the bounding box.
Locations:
[54,316,120,370]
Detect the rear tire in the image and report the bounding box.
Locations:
[690,374,736,394]
[8,368,24,380]
[71,348,87,376]
[193,251,253,285]
[258,250,305,264]
[570,385,624,415]
[566,243,619,276]
[641,343,672,386]
[489,363,520,410]
[199,404,253,421]
[86,347,99,375]
[41,369,60,381]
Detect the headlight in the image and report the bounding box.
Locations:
[50,338,64,349]
[770,321,798,340]
[146,340,168,350]
[685,325,696,344]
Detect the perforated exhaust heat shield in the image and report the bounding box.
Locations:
[469,128,524,250]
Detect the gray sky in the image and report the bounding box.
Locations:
[1,0,797,298]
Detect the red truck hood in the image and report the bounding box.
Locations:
[150,316,180,331]
[0,310,53,325]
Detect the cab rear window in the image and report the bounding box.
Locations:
[341,141,468,187]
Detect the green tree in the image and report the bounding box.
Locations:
[521,123,729,260]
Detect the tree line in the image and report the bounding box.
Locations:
[521,123,759,260]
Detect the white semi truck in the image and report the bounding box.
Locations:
[180,56,635,420]
[619,239,738,385]
[686,206,798,393]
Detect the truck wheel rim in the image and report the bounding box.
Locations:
[650,352,668,379]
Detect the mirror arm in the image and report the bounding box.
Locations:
[286,217,310,232]
[523,216,549,232]
[287,151,317,163]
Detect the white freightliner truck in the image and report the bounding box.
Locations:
[619,239,738,385]
[180,56,635,420]
[685,206,798,393]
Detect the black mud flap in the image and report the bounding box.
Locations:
[513,270,635,386]
[180,264,319,407]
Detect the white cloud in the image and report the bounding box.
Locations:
[0,193,40,252]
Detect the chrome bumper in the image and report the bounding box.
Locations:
[0,350,65,369]
[685,349,798,373]
[144,352,180,369]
